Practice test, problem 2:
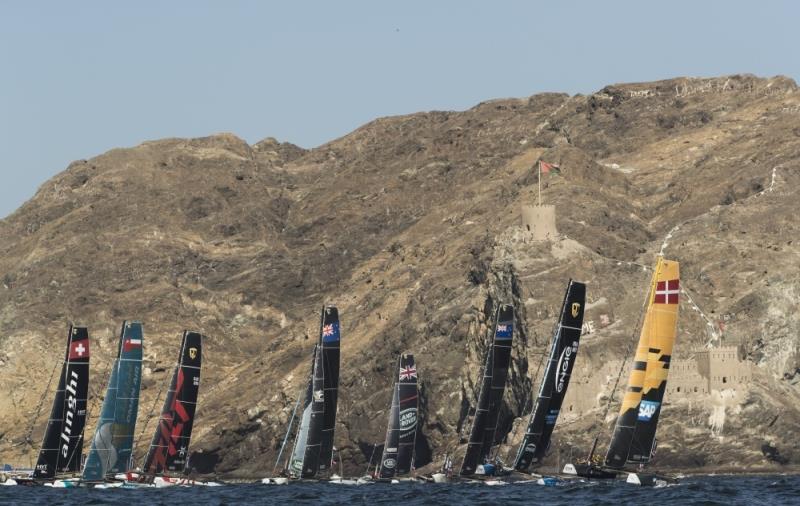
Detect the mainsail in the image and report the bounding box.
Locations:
[33,325,91,479]
[604,258,680,469]
[379,353,419,478]
[318,306,341,474]
[514,280,585,472]
[460,304,514,476]
[82,321,144,481]
[289,305,341,479]
[141,331,203,476]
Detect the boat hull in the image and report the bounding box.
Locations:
[562,463,618,480]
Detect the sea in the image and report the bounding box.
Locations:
[1,475,798,505]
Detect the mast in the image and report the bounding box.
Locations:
[33,325,91,479]
[514,280,585,472]
[460,304,515,476]
[379,353,418,478]
[82,321,144,481]
[141,331,203,477]
[605,258,680,469]
[318,305,341,475]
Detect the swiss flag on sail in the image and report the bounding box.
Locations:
[69,339,90,359]
[654,279,680,304]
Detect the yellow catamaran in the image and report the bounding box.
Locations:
[565,257,680,485]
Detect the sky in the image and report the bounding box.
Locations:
[1,0,799,218]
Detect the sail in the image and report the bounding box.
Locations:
[82,321,144,481]
[514,280,585,472]
[460,304,514,476]
[142,331,203,476]
[33,325,91,479]
[379,353,418,478]
[605,258,680,469]
[318,305,341,474]
[289,346,317,477]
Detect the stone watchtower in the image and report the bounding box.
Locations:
[521,204,557,241]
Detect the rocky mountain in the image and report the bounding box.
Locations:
[1,74,799,477]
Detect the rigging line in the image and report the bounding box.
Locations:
[133,366,172,466]
[273,385,304,475]
[25,356,61,450]
[594,261,655,448]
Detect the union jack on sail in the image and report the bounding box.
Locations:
[399,365,417,381]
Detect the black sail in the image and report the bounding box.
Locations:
[142,331,203,476]
[379,353,418,478]
[460,304,514,476]
[318,305,341,474]
[33,325,91,479]
[514,280,585,472]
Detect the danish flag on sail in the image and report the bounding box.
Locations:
[654,279,680,304]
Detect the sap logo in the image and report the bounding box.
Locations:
[637,400,660,421]
[545,409,560,425]
[383,458,396,469]
[385,447,398,453]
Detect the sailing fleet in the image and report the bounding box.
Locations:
[1,257,682,489]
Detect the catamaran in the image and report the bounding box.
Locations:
[264,305,341,484]
[432,304,514,483]
[125,331,216,487]
[509,280,585,482]
[373,353,419,482]
[9,326,91,486]
[54,321,144,488]
[563,258,680,486]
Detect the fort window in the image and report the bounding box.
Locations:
[722,376,727,384]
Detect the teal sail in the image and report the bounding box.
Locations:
[82,321,143,481]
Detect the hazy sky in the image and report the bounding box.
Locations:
[1,1,798,217]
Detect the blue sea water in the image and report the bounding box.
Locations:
[1,475,798,505]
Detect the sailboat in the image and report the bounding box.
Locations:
[10,326,91,486]
[512,280,585,478]
[268,305,341,483]
[432,304,514,482]
[55,321,144,488]
[375,353,419,482]
[132,331,215,487]
[563,258,680,486]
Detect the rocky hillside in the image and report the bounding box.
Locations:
[1,74,799,477]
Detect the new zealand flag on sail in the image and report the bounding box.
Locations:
[322,322,340,343]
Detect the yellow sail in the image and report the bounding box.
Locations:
[605,257,680,468]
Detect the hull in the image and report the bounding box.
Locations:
[562,463,619,480]
[626,472,676,487]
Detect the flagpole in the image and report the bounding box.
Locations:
[538,160,542,206]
